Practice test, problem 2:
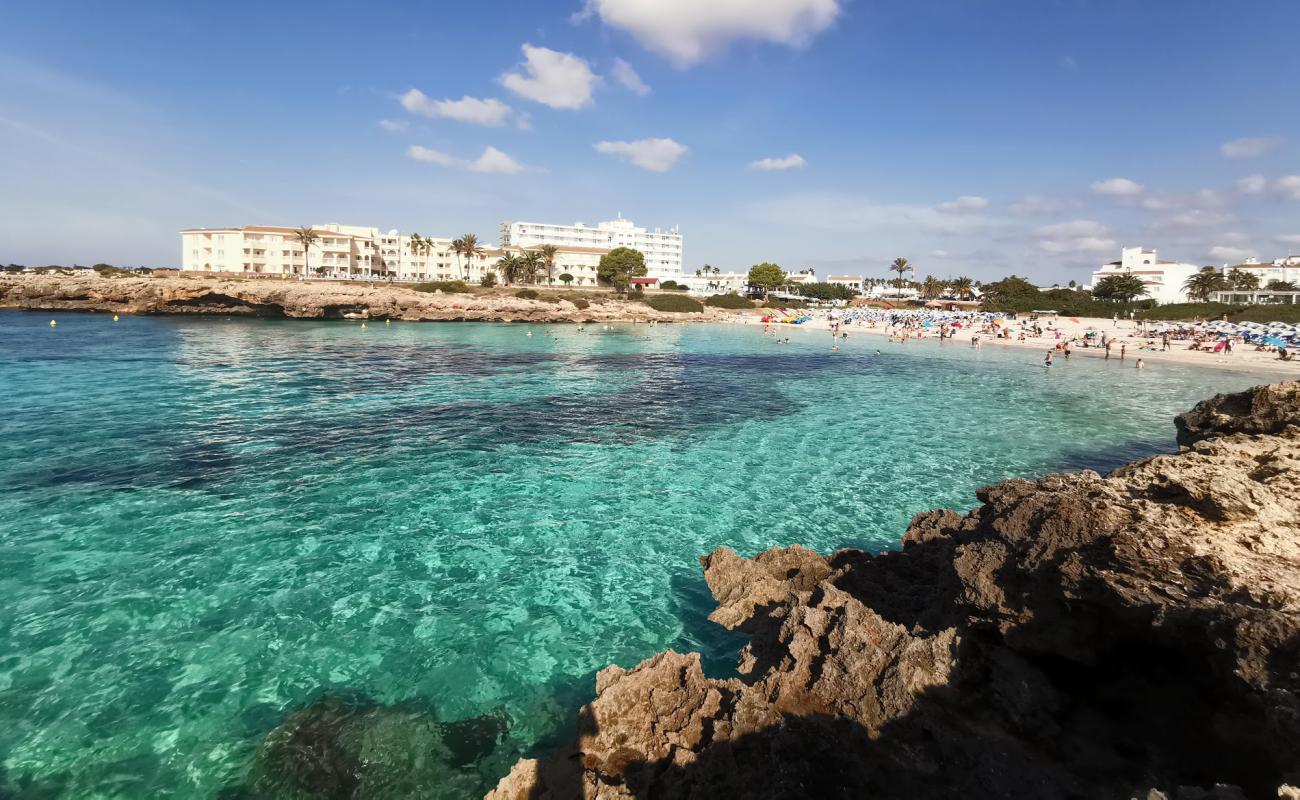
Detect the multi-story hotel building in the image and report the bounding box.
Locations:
[1090,246,1200,304]
[179,224,609,286]
[499,216,683,281]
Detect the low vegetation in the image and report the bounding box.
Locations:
[515,289,540,300]
[659,280,689,291]
[704,293,754,309]
[412,280,471,294]
[644,294,703,313]
[573,298,590,310]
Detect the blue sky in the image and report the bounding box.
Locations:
[2,0,1299,283]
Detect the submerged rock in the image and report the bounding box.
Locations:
[236,694,507,799]
[488,382,1300,799]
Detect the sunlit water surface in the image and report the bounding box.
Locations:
[0,312,1278,796]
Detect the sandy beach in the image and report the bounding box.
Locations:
[733,310,1300,376]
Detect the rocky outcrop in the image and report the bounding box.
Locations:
[0,273,730,323]
[489,383,1300,799]
[1176,381,1300,447]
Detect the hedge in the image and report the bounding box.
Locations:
[644,294,703,313]
[413,280,471,294]
[704,293,754,309]
[515,289,540,299]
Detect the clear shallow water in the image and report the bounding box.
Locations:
[0,311,1276,797]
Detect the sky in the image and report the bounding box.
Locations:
[2,0,1299,284]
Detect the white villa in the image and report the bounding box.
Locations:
[179,224,609,285]
[500,216,683,282]
[681,272,748,296]
[1090,246,1199,304]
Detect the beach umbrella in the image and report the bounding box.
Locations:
[1263,336,1287,347]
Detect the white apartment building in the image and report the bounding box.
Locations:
[1222,255,1300,287]
[681,272,748,296]
[1090,246,1199,304]
[180,224,608,286]
[827,275,866,294]
[499,215,683,282]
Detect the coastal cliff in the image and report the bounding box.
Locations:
[486,382,1300,799]
[0,273,727,323]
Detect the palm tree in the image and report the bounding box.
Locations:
[292,227,319,280]
[695,268,702,277]
[460,234,484,281]
[949,276,974,300]
[1266,280,1298,291]
[1226,268,1260,290]
[1183,266,1228,302]
[920,275,946,299]
[519,250,543,285]
[494,252,521,285]
[1093,274,1148,302]
[890,257,910,299]
[539,244,559,285]
[711,266,721,276]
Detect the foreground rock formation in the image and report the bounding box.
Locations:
[0,273,727,323]
[489,382,1300,799]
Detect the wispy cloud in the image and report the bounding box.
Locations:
[406,144,528,174]
[610,58,651,96]
[1091,177,1144,196]
[399,90,516,126]
[378,119,408,133]
[594,137,687,171]
[748,154,805,171]
[1220,136,1282,159]
[935,195,989,214]
[574,0,841,67]
[500,44,598,109]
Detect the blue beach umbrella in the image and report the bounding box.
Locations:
[1263,336,1287,347]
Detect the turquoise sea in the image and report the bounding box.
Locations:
[0,311,1277,797]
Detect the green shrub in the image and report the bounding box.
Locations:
[644,294,703,313]
[515,289,540,300]
[704,293,754,309]
[659,280,690,291]
[1135,303,1237,321]
[479,273,498,288]
[764,298,807,309]
[1231,305,1300,325]
[412,280,471,294]
[93,264,134,277]
[573,298,590,310]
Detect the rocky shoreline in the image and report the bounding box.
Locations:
[0,273,731,323]
[482,382,1300,799]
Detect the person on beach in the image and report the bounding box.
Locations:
[1120,343,1127,360]
[1062,342,1072,360]
[1044,350,1054,367]
[1105,340,1112,360]
[1161,333,1170,351]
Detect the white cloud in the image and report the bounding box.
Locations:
[1209,245,1258,262]
[406,145,528,174]
[1237,174,1268,194]
[1276,175,1300,200]
[405,145,458,166]
[1038,236,1116,255]
[399,90,515,126]
[576,0,841,67]
[1152,209,1233,229]
[594,137,687,171]
[500,44,598,110]
[378,119,408,133]
[1091,177,1143,196]
[1037,219,1107,238]
[749,154,805,171]
[469,146,525,174]
[1277,234,1300,245]
[610,58,650,96]
[935,195,989,214]
[1009,195,1069,216]
[1036,219,1115,254]
[931,249,948,258]
[1220,136,1282,159]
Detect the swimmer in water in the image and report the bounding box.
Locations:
[1044,350,1054,367]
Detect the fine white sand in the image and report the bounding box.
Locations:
[731,311,1300,376]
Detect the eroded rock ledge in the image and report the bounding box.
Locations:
[0,273,727,323]
[489,382,1300,799]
